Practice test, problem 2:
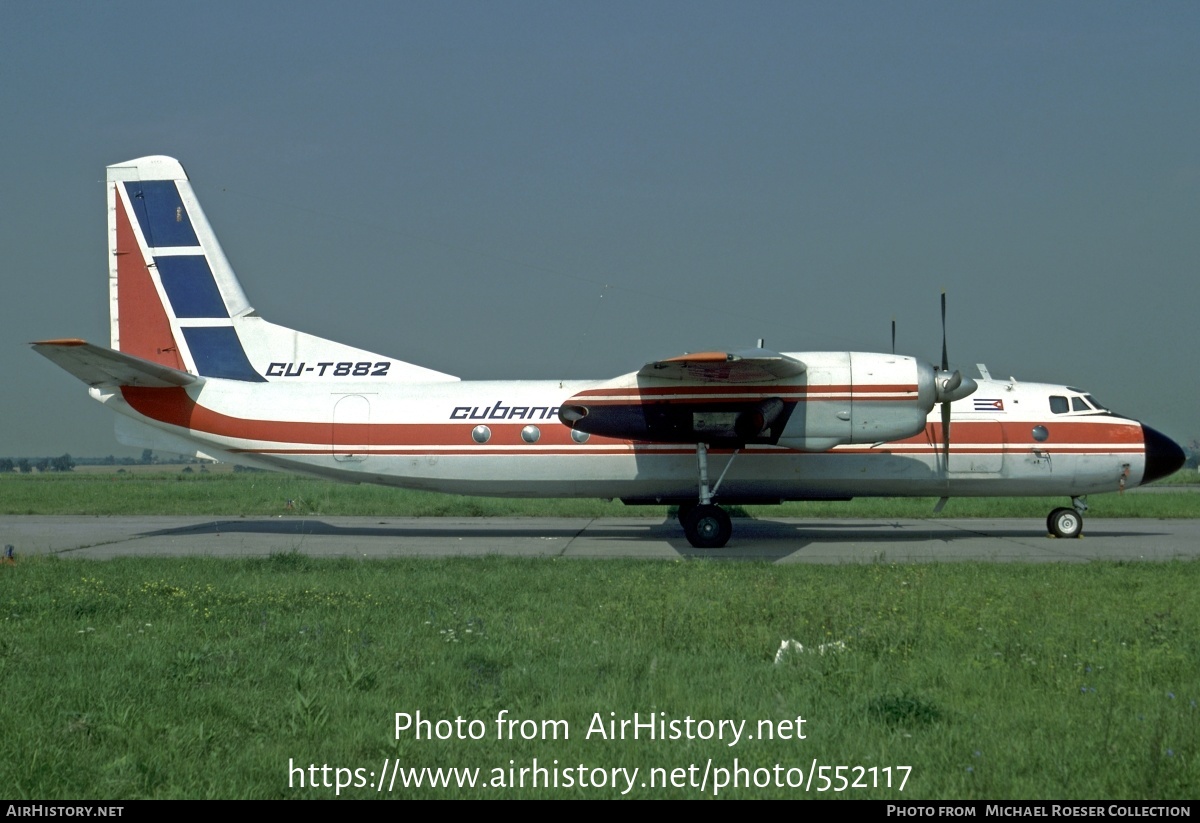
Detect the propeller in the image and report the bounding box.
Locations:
[933,291,977,469]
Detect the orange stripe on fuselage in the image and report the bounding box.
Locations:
[120,387,587,447]
[121,387,1146,453]
[571,384,915,399]
[909,420,1143,447]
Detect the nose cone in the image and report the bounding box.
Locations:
[1141,425,1186,485]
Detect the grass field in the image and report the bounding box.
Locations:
[4,469,1196,799]
[2,555,1196,799]
[3,469,1199,518]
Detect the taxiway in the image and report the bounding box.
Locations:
[3,516,1198,563]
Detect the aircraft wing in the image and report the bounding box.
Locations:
[638,348,806,383]
[32,339,201,388]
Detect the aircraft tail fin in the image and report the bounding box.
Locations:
[106,156,457,383]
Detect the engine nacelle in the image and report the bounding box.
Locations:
[775,352,934,451]
[560,351,966,451]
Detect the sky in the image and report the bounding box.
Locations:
[2,1,1197,457]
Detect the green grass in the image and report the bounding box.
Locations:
[0,472,630,517]
[2,556,1197,799]
[2,471,1198,518]
[1160,468,1200,484]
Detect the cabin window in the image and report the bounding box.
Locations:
[1049,396,1069,414]
[571,430,590,444]
[1032,425,1049,442]
[471,425,491,444]
[521,425,541,443]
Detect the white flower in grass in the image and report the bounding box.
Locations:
[774,638,847,664]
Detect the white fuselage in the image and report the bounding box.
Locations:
[96,371,1148,503]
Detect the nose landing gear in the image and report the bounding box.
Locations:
[1047,496,1087,539]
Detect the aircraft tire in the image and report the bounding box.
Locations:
[1048,507,1083,539]
[676,502,697,528]
[684,504,732,549]
[1046,508,1064,534]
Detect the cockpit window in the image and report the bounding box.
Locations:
[1049,396,1069,414]
[1084,395,1105,411]
[1071,397,1089,412]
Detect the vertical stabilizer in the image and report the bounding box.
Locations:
[105,156,457,384]
[108,156,260,380]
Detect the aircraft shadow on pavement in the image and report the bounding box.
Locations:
[137,519,589,540]
[135,517,1166,561]
[660,520,1167,560]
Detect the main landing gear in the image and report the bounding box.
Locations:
[680,443,738,549]
[1047,496,1087,539]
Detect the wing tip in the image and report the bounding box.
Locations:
[32,335,88,345]
[32,338,89,347]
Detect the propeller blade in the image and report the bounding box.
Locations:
[940,290,949,373]
[891,317,896,355]
[942,397,952,468]
[939,292,957,471]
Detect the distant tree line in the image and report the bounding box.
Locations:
[0,454,76,473]
[0,449,216,473]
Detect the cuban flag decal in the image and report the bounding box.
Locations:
[973,398,1005,412]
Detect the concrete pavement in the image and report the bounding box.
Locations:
[3,515,1197,563]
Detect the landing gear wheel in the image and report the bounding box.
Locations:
[1046,508,1061,534]
[1048,507,1083,539]
[683,504,732,549]
[676,502,697,528]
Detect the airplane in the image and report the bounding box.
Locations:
[33,155,1185,549]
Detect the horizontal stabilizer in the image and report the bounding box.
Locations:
[639,348,806,383]
[32,339,201,388]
